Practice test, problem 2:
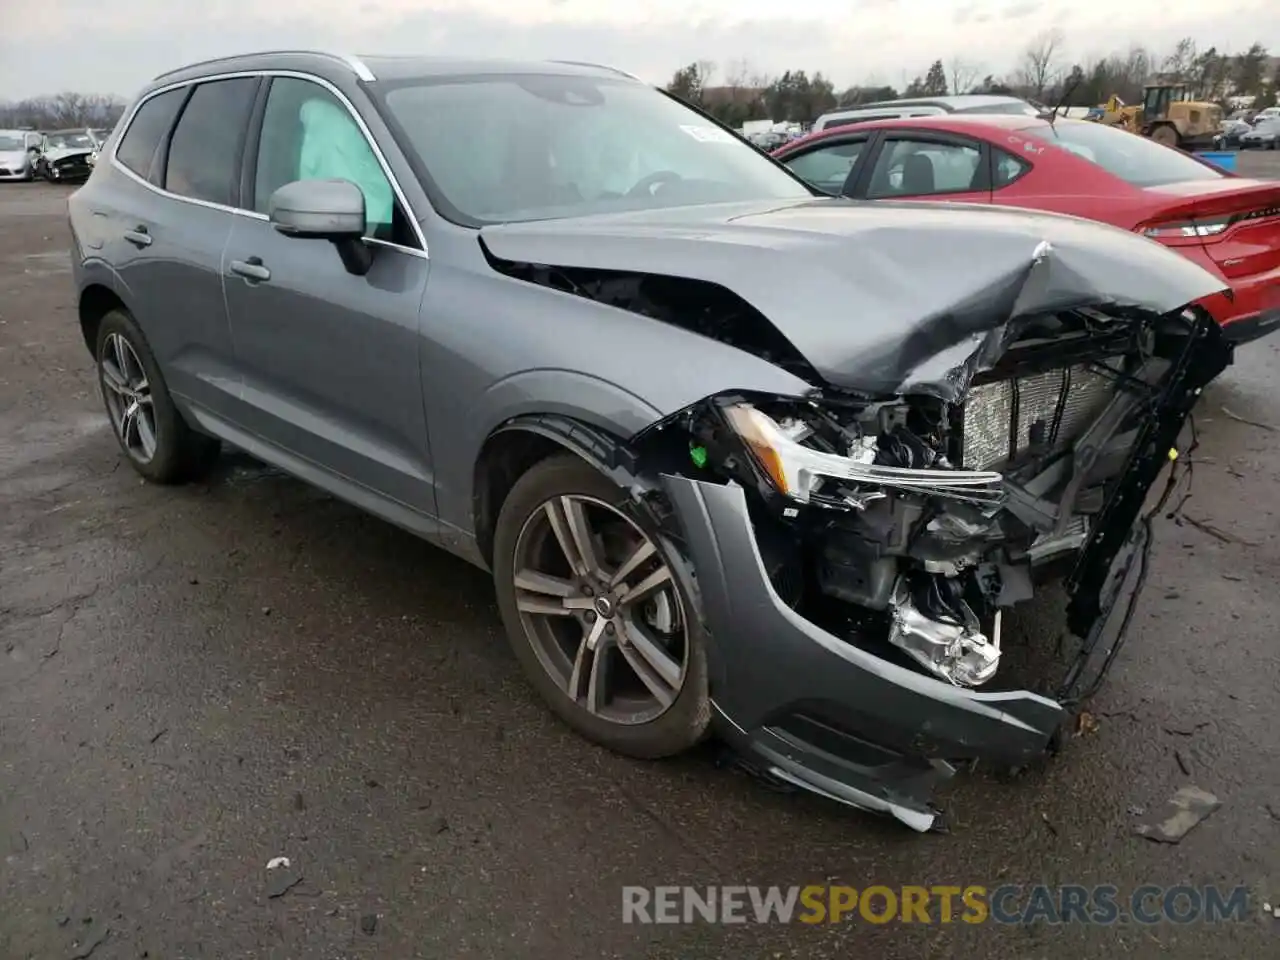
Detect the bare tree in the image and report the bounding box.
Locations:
[0,92,126,129]
[1162,37,1197,82]
[695,60,717,89]
[724,58,751,90]
[1017,28,1065,99]
[948,58,983,96]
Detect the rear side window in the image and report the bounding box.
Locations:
[115,88,186,179]
[993,148,1031,187]
[867,138,983,198]
[164,77,258,206]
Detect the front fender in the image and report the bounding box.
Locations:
[435,369,670,533]
[418,260,815,535]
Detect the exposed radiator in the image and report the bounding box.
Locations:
[960,362,1118,470]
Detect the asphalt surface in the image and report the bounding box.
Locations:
[3,154,1280,960]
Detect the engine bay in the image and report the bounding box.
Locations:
[633,306,1222,693]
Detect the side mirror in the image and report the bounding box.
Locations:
[268,179,372,276]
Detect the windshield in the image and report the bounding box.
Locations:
[46,131,95,149]
[1251,119,1280,133]
[1023,120,1223,187]
[378,74,811,224]
[0,134,24,150]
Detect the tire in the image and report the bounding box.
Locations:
[493,452,711,759]
[1150,124,1179,148]
[95,308,221,483]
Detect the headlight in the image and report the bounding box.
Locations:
[721,401,1003,504]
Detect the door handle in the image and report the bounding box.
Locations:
[230,257,271,283]
[123,226,151,248]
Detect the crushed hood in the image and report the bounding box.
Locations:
[480,198,1229,401]
[44,146,94,162]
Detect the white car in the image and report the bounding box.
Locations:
[0,129,39,181]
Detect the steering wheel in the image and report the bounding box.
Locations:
[626,170,682,197]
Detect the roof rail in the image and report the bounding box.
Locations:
[152,50,374,83]
[547,59,640,81]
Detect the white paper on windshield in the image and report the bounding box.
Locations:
[679,124,737,144]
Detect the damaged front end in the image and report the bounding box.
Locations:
[634,304,1231,828]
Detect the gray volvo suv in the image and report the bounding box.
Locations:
[69,51,1233,831]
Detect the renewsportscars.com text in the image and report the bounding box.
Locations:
[621,884,1253,925]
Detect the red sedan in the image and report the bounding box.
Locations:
[772,115,1280,343]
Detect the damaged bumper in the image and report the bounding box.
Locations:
[652,310,1232,832]
[665,474,1063,832]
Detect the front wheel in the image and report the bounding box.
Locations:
[95,309,221,483]
[493,453,710,759]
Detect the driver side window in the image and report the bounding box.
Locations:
[254,77,412,246]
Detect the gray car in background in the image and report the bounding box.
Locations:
[1239,117,1280,149]
[69,51,1233,831]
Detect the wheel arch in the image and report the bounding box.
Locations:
[471,414,651,569]
[78,283,127,356]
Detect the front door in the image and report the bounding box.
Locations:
[222,75,435,516]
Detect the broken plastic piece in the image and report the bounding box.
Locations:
[1134,786,1221,843]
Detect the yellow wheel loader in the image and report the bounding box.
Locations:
[1092,85,1221,150]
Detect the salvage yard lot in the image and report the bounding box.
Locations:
[3,154,1280,959]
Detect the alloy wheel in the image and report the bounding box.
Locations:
[100,332,158,462]
[512,494,689,725]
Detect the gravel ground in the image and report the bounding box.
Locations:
[2,153,1279,959]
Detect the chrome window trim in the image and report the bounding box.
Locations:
[109,68,427,258]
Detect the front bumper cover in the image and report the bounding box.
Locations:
[665,475,1063,832]
[658,311,1233,832]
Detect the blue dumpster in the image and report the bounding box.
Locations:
[1199,151,1238,173]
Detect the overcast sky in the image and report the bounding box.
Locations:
[2,0,1276,100]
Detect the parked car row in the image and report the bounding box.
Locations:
[1216,108,1280,149]
[772,113,1280,344]
[0,126,112,183]
[1238,117,1280,149]
[69,51,1245,831]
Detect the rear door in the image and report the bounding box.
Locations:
[851,131,992,203]
[777,133,876,196]
[221,74,435,514]
[105,78,258,421]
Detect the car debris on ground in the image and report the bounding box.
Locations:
[1134,786,1222,843]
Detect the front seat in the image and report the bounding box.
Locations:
[900,153,935,194]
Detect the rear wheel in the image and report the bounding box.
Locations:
[95,309,221,483]
[493,453,710,759]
